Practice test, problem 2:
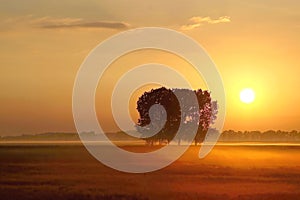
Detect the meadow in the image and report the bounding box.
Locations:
[1,143,300,200]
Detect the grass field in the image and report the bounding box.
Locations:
[1,143,300,200]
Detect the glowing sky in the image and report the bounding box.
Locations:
[0,0,299,135]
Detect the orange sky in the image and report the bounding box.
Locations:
[0,0,299,135]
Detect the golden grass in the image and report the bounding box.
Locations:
[1,144,300,199]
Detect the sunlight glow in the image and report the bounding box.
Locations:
[240,88,255,104]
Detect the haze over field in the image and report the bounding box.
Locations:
[1,144,300,200]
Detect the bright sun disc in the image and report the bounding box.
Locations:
[240,88,255,104]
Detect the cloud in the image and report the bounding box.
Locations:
[180,16,231,30]
[0,16,130,31]
[33,17,130,30]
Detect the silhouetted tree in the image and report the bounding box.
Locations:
[136,87,218,145]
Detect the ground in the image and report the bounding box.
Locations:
[1,143,300,200]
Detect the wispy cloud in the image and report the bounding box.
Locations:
[1,15,130,31]
[34,17,130,29]
[180,16,231,30]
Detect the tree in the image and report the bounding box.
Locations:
[136,87,218,145]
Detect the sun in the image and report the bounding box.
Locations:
[240,88,255,104]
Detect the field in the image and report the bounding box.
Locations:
[1,143,300,200]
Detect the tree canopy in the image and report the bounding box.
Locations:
[136,87,218,145]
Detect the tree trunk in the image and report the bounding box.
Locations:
[178,139,181,146]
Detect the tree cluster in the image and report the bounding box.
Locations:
[136,87,218,145]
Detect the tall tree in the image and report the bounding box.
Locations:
[136,87,218,145]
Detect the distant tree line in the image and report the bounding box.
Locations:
[1,130,300,143]
[218,130,300,142]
